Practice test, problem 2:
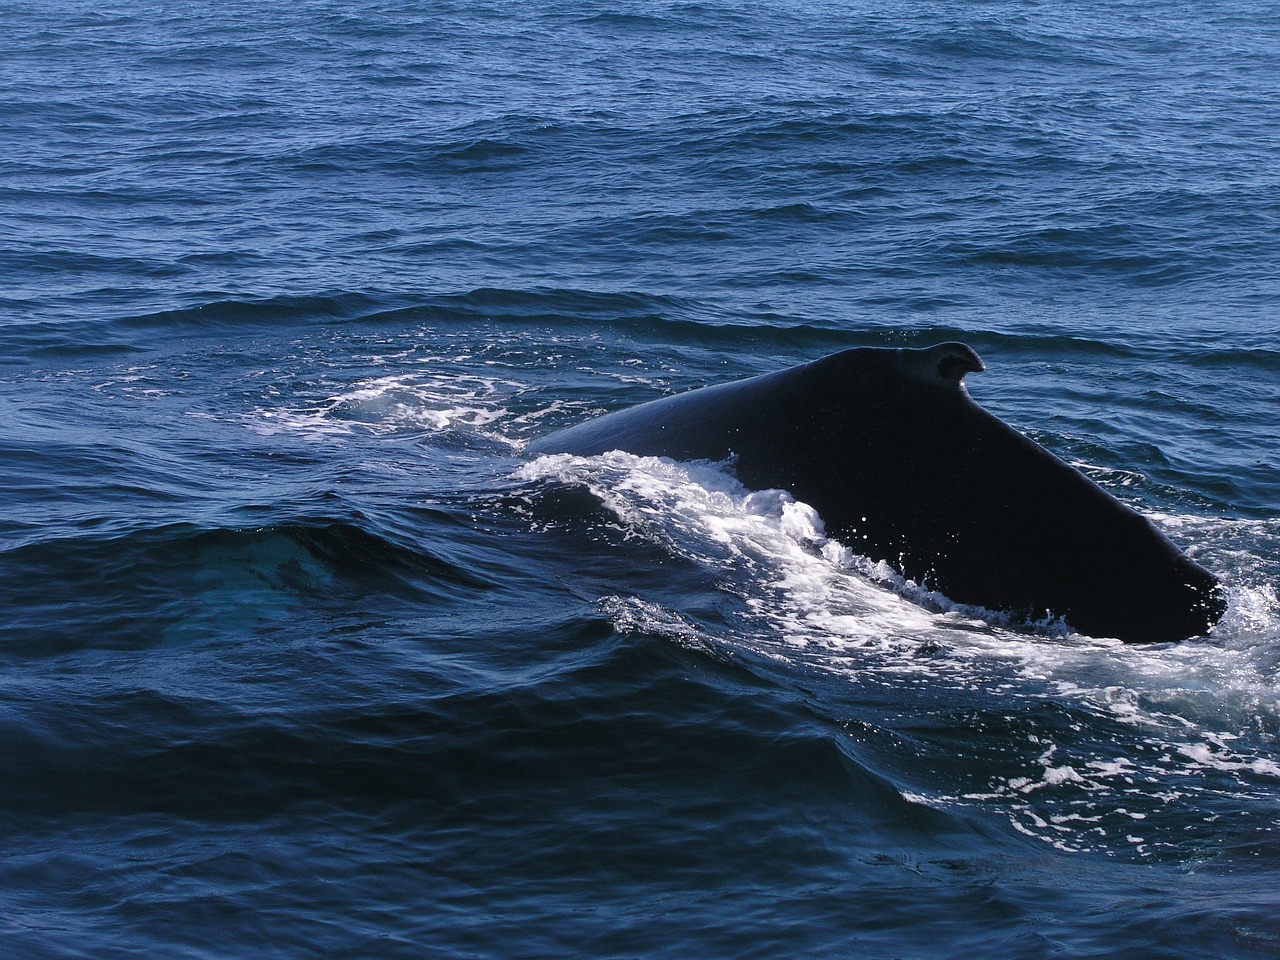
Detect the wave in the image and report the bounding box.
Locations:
[9,278,1273,373]
[0,292,402,357]
[0,518,493,660]
[116,292,400,330]
[282,134,534,176]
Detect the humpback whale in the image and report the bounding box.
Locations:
[528,343,1224,643]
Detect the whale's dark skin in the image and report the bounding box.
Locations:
[528,342,1225,643]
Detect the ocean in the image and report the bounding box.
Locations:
[2,1,1279,957]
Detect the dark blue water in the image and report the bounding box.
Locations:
[3,2,1279,957]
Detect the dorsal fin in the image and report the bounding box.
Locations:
[925,342,984,383]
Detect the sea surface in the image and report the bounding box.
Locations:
[2,2,1279,957]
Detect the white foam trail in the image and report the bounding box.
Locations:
[250,372,520,440]
[519,450,1280,858]
[518,450,947,644]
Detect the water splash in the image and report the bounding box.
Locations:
[519,450,1280,860]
